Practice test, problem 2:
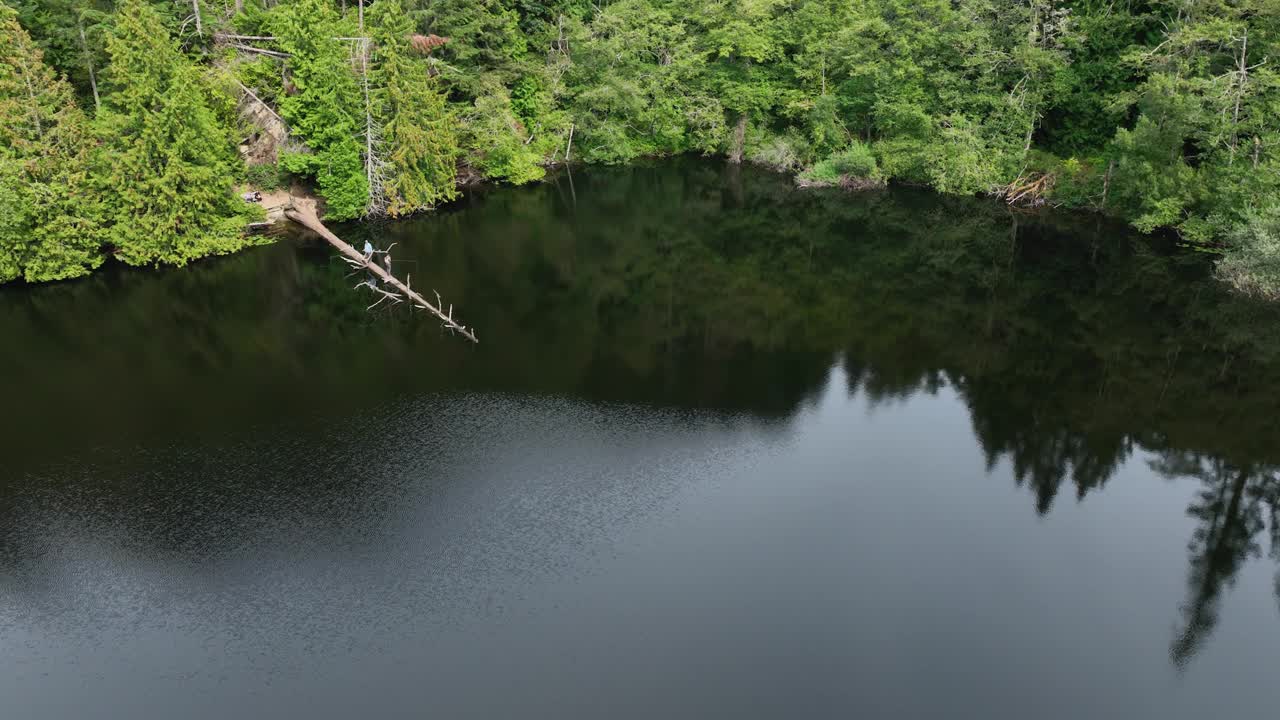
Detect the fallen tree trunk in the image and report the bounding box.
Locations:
[285,206,479,343]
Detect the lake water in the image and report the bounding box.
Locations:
[2,159,1280,718]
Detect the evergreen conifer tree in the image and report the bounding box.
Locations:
[93,0,250,267]
[369,0,459,216]
[0,3,103,283]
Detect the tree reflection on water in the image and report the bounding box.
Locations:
[2,158,1279,667]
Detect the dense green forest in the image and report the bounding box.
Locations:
[2,0,1278,294]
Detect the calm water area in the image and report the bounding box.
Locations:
[2,159,1280,718]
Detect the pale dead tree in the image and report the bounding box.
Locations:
[354,37,388,216]
[191,0,202,36]
[231,42,288,57]
[286,207,478,342]
[75,15,99,111]
[545,14,573,97]
[356,276,404,311]
[14,51,44,139]
[1223,27,1266,165]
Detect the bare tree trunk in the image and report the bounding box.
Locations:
[1230,28,1248,163]
[285,207,479,343]
[21,67,43,138]
[358,0,364,32]
[358,39,384,215]
[76,18,100,112]
[1100,159,1114,211]
[191,0,203,36]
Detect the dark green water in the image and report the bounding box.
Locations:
[2,159,1280,718]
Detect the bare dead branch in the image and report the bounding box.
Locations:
[286,207,478,342]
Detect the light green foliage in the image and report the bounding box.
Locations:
[461,83,546,184]
[1219,207,1280,300]
[564,0,723,163]
[745,129,807,172]
[1104,2,1280,245]
[4,0,1280,295]
[802,141,879,184]
[0,3,103,282]
[369,0,460,215]
[1034,153,1103,209]
[268,0,368,220]
[92,0,253,268]
[0,155,24,281]
[1108,116,1197,234]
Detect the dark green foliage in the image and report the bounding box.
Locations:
[9,0,110,110]
[459,82,548,184]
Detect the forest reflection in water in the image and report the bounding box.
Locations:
[2,158,1280,679]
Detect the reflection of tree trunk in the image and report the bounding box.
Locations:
[1158,344,1181,404]
[725,160,743,207]
[728,114,747,164]
[1172,467,1252,667]
[1207,470,1251,564]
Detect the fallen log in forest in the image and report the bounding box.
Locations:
[285,206,478,343]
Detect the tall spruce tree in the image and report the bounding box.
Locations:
[0,3,103,283]
[93,0,250,268]
[369,0,459,216]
